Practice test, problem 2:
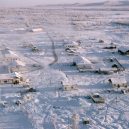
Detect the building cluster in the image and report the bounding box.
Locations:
[0,48,26,85]
[62,40,129,100]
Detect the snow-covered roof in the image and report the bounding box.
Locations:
[28,28,43,32]
[109,77,127,85]
[9,60,25,67]
[99,67,117,71]
[61,80,75,87]
[74,56,92,65]
[1,49,18,59]
[64,41,79,47]
[118,46,129,53]
[0,72,21,80]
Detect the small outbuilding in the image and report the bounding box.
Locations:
[118,46,129,55]
[73,56,93,71]
[61,80,77,91]
[0,72,23,84]
[64,41,80,50]
[90,93,105,103]
[108,77,128,88]
[98,67,118,74]
[0,48,18,61]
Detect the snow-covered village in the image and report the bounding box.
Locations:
[0,0,129,129]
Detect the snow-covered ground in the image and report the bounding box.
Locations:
[0,2,129,129]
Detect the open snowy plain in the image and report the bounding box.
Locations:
[0,1,129,129]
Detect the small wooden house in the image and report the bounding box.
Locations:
[98,67,118,74]
[108,77,128,88]
[61,81,77,91]
[118,46,129,55]
[64,41,80,50]
[0,48,18,61]
[0,72,23,84]
[73,56,93,71]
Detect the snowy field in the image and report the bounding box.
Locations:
[0,2,129,129]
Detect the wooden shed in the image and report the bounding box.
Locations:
[61,81,77,91]
[98,68,117,74]
[0,48,18,61]
[64,41,80,50]
[73,56,93,71]
[108,77,128,88]
[0,72,23,84]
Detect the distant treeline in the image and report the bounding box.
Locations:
[112,21,129,26]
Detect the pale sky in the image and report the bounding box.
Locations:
[0,0,105,7]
